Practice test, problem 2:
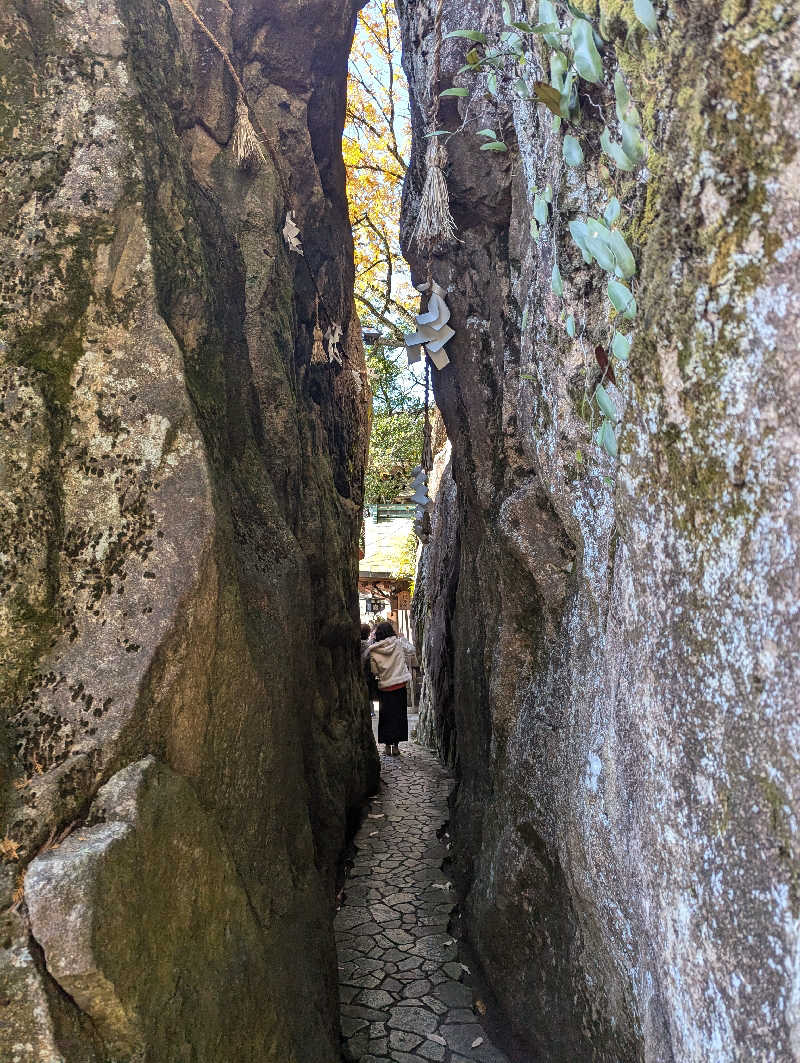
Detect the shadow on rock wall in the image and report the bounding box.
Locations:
[0,0,377,1059]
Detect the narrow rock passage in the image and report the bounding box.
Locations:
[336,741,509,1063]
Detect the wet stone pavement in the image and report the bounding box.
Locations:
[336,738,509,1063]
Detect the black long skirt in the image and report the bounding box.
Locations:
[377,685,408,744]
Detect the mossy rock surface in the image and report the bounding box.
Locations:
[0,0,376,1058]
[398,0,800,1059]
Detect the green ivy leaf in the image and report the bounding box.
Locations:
[552,114,562,131]
[538,0,562,46]
[604,197,620,225]
[594,382,618,420]
[568,219,593,264]
[600,127,636,171]
[480,140,508,151]
[608,279,637,318]
[476,128,498,138]
[570,18,603,84]
[611,331,631,362]
[533,193,549,225]
[440,87,470,98]
[550,51,568,92]
[596,418,618,457]
[607,229,636,279]
[633,0,658,33]
[560,71,579,119]
[544,183,553,203]
[424,130,453,137]
[566,313,576,337]
[563,134,584,166]
[500,29,525,57]
[614,73,641,137]
[487,71,498,95]
[613,70,631,122]
[551,261,563,296]
[502,0,513,25]
[621,119,646,162]
[530,216,540,239]
[443,29,488,42]
[586,219,616,271]
[512,77,530,97]
[518,20,560,33]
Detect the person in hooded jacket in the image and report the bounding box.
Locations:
[367,620,418,756]
[361,623,378,717]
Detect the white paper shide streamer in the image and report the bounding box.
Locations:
[404,281,454,371]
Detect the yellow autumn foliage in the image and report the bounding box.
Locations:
[345,1,416,344]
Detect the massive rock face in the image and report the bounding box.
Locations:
[0,0,378,1059]
[400,0,800,1059]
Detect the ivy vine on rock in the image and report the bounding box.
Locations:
[433,0,662,463]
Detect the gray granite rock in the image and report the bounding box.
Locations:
[0,0,377,1058]
[25,758,290,1060]
[401,0,800,1058]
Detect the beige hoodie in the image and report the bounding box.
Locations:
[369,635,418,690]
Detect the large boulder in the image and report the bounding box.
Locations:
[399,0,800,1059]
[0,0,377,1058]
[25,757,288,1063]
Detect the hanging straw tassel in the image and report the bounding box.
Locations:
[412,137,457,251]
[232,96,267,168]
[412,0,457,251]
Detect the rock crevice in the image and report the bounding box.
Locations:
[0,0,377,1059]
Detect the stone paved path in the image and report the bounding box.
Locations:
[336,740,510,1063]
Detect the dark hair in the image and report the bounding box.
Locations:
[373,621,396,641]
[360,624,370,639]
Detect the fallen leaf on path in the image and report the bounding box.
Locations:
[428,1034,446,1045]
[472,1036,484,1048]
[461,963,471,974]
[474,998,487,1015]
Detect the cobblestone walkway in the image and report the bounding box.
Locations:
[336,740,509,1063]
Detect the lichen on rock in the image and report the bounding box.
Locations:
[0,0,377,1058]
[399,0,800,1058]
